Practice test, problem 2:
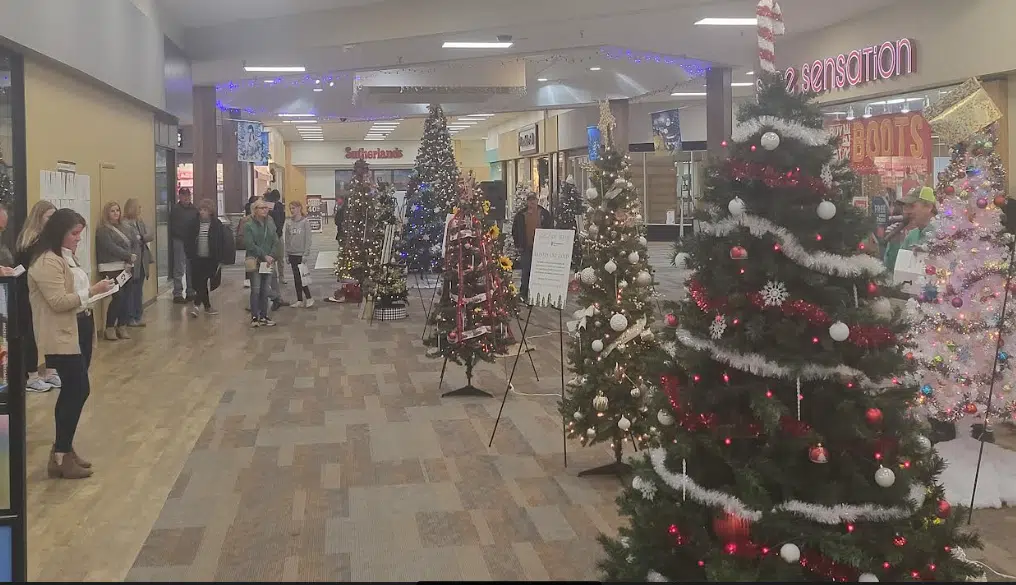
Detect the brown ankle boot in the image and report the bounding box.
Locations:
[70,450,92,469]
[48,452,92,479]
[115,326,131,340]
[104,327,119,341]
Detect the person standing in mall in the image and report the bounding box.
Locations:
[510,193,552,301]
[245,199,279,327]
[28,209,115,479]
[170,187,199,303]
[15,200,59,393]
[95,201,135,341]
[267,189,288,286]
[185,198,227,317]
[286,201,314,308]
[121,198,154,328]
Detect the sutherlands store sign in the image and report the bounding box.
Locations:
[344,146,404,160]
[785,38,915,95]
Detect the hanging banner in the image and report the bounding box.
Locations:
[237,121,266,163]
[587,126,602,161]
[825,111,932,189]
[306,195,323,233]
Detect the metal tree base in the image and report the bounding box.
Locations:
[442,385,493,398]
[577,461,632,478]
[971,423,996,444]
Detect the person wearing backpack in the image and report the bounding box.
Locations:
[183,198,228,317]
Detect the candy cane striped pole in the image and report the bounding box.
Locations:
[756,0,785,74]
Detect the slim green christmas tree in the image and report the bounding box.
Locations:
[371,179,409,309]
[404,104,459,273]
[504,180,535,262]
[598,73,982,583]
[561,102,657,472]
[335,159,380,286]
[556,175,585,271]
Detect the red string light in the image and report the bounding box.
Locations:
[725,160,830,196]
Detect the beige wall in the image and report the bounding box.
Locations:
[453,139,490,182]
[24,58,157,306]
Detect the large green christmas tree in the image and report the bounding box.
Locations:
[404,104,459,273]
[335,159,380,285]
[561,102,657,471]
[598,73,982,582]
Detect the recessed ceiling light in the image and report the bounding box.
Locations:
[443,41,514,49]
[746,71,754,75]
[731,82,754,87]
[279,113,315,118]
[313,88,323,92]
[589,67,602,71]
[537,78,548,82]
[885,98,906,104]
[244,66,306,73]
[671,92,707,97]
[694,17,757,25]
[329,81,335,87]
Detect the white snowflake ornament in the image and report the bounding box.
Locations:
[821,164,834,188]
[709,315,727,339]
[631,475,657,500]
[760,280,788,307]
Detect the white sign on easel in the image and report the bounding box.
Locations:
[528,228,575,309]
[41,169,92,273]
[893,248,928,296]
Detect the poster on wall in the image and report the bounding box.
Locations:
[587,126,602,162]
[41,169,92,273]
[650,108,682,152]
[306,195,323,233]
[528,229,576,309]
[237,121,267,163]
[825,111,932,191]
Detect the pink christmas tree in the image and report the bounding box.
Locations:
[908,125,1014,425]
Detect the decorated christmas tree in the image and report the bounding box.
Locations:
[403,104,460,273]
[504,180,535,262]
[425,177,518,395]
[335,159,380,286]
[561,102,657,472]
[370,179,409,310]
[908,124,1013,427]
[598,72,982,583]
[555,174,585,271]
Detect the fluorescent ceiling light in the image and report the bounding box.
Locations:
[537,78,548,82]
[731,82,754,87]
[907,97,925,102]
[364,137,385,141]
[467,113,495,117]
[284,120,318,124]
[671,92,707,97]
[746,71,754,75]
[313,88,323,92]
[443,41,513,49]
[885,98,906,104]
[695,17,757,25]
[279,113,315,118]
[303,138,324,141]
[244,66,306,73]
[868,100,887,106]
[823,111,847,116]
[371,124,399,128]
[589,67,602,71]
[263,80,275,84]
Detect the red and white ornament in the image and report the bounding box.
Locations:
[808,443,829,464]
[729,246,748,260]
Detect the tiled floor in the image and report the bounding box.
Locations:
[23,236,1016,581]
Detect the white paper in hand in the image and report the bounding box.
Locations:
[893,249,928,296]
[259,262,273,274]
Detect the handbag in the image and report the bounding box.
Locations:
[210,265,223,292]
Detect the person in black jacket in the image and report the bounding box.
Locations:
[510,193,553,300]
[266,189,288,288]
[170,188,200,303]
[183,198,227,316]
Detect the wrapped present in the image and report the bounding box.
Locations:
[924,77,1002,145]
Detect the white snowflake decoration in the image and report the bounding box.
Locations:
[710,315,727,340]
[760,280,789,307]
[632,475,657,500]
[821,164,833,187]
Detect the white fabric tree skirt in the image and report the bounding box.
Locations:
[937,423,1016,509]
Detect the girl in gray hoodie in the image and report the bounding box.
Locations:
[286,201,314,307]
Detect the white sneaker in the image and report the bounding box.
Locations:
[26,378,53,393]
[304,298,314,308]
[188,306,200,318]
[290,300,305,308]
[43,373,62,388]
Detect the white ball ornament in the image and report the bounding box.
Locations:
[593,394,609,412]
[585,187,600,201]
[591,339,604,353]
[728,197,745,217]
[638,236,648,248]
[588,224,599,236]
[628,251,640,264]
[829,321,850,342]
[657,410,675,426]
[779,543,800,563]
[637,270,652,286]
[617,416,632,431]
[871,298,892,319]
[610,313,629,332]
[817,200,837,220]
[761,130,781,151]
[574,411,583,421]
[875,466,896,488]
[580,267,597,284]
[858,573,880,582]
[913,435,932,453]
[586,428,597,438]
[674,252,690,269]
[604,260,618,274]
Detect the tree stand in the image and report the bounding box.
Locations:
[577,436,632,479]
[439,355,492,398]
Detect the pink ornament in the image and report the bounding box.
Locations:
[665,314,679,327]
[951,297,963,308]
[977,197,989,209]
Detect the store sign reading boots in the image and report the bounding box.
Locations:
[344,146,404,160]
[786,38,915,95]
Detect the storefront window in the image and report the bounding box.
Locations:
[155,148,171,287]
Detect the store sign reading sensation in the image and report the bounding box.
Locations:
[344,146,404,160]
[785,38,915,95]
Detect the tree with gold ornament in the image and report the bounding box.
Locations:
[560,101,658,475]
[335,158,381,286]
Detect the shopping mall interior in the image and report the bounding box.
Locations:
[0,0,1016,581]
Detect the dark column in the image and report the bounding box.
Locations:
[706,67,733,160]
[221,108,243,214]
[192,86,218,203]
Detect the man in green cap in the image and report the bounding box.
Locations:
[884,186,937,271]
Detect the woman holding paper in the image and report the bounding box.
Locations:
[15,200,59,392]
[244,199,279,327]
[28,209,114,479]
[95,202,136,341]
[286,201,314,308]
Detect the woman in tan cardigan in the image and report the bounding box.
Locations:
[28,209,114,479]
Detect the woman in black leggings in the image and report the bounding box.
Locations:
[286,201,314,308]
